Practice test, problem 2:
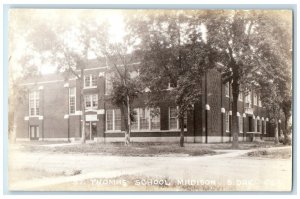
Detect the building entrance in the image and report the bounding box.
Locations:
[85,121,97,140]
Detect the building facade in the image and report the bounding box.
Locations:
[14,60,277,143]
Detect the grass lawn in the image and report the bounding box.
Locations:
[21,142,217,157]
[14,140,285,156]
[245,147,292,159]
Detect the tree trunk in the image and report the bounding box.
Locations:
[80,70,86,144]
[231,79,239,149]
[125,95,131,146]
[274,119,279,144]
[179,116,184,147]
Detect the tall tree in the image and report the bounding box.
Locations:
[100,42,141,145]
[204,10,292,148]
[127,10,213,147]
[22,11,109,143]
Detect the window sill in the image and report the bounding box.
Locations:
[29,115,40,117]
[84,86,97,89]
[105,130,122,133]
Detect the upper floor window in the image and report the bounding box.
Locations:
[238,93,243,101]
[106,109,121,131]
[85,94,98,110]
[169,107,187,130]
[245,92,252,108]
[225,82,230,97]
[84,74,97,88]
[69,87,76,114]
[258,95,262,107]
[29,91,40,116]
[253,92,258,106]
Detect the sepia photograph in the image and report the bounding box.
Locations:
[7,8,293,192]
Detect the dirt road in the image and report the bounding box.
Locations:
[8,145,292,191]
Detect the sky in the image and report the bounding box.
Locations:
[9,9,126,76]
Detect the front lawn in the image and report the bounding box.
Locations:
[13,140,285,157]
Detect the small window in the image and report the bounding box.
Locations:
[84,74,97,88]
[69,87,76,114]
[29,91,39,116]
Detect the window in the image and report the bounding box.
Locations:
[69,87,76,114]
[169,107,178,129]
[150,108,160,130]
[225,111,230,132]
[140,108,150,130]
[106,109,121,131]
[105,73,113,95]
[253,92,258,106]
[131,108,160,131]
[114,109,121,130]
[180,111,188,129]
[238,93,243,101]
[84,74,97,88]
[257,119,261,133]
[29,91,39,116]
[106,110,113,131]
[239,115,243,133]
[254,118,257,132]
[85,94,98,110]
[169,107,187,130]
[245,93,252,108]
[258,95,262,107]
[264,120,267,134]
[225,82,230,97]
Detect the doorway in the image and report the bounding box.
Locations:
[85,121,97,140]
[30,125,39,140]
